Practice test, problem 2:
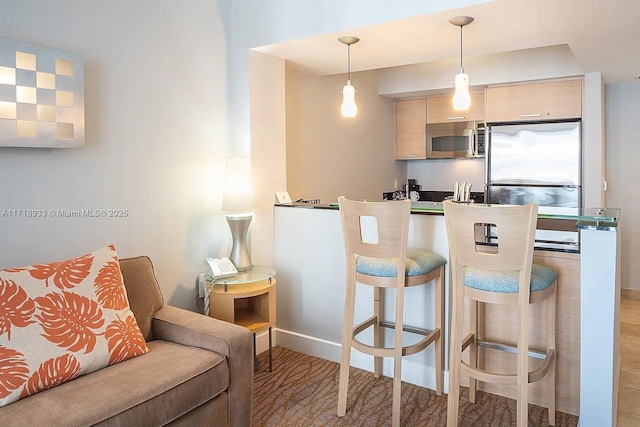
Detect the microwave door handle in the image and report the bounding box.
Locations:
[471,128,477,156]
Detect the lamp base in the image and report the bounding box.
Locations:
[226,213,253,272]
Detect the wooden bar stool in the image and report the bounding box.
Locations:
[336,197,446,427]
[443,200,558,427]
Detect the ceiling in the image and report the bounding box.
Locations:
[255,0,640,84]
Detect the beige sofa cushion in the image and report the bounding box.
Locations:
[119,256,164,341]
[0,245,148,407]
[0,340,228,426]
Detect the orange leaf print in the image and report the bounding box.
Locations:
[94,260,128,310]
[0,278,36,340]
[0,346,29,398]
[106,316,148,364]
[20,354,81,398]
[28,253,93,290]
[35,291,104,353]
[0,267,28,273]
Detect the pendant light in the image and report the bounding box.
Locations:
[449,16,474,111]
[338,36,360,117]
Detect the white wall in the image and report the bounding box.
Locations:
[606,82,640,290]
[249,51,287,266]
[0,1,229,311]
[285,67,405,203]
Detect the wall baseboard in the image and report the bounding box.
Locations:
[273,328,447,393]
[255,328,273,355]
[621,288,640,300]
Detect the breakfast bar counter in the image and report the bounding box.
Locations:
[273,202,621,426]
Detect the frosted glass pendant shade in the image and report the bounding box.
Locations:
[341,81,357,117]
[452,72,471,111]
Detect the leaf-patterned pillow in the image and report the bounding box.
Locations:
[0,245,149,407]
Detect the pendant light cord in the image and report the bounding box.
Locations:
[459,25,464,72]
[347,44,351,81]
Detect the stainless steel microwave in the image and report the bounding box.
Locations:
[426,121,485,159]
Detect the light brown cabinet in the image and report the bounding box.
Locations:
[485,79,582,123]
[426,92,484,123]
[394,98,426,160]
[478,249,580,415]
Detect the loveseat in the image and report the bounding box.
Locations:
[0,255,253,427]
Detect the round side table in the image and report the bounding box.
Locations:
[207,265,276,372]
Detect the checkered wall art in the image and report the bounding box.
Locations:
[0,38,84,148]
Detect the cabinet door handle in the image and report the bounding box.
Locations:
[402,154,420,158]
[447,116,466,120]
[520,113,543,118]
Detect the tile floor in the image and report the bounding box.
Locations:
[617,297,640,426]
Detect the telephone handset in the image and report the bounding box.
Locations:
[204,257,238,279]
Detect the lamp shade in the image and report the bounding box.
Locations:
[341,81,357,117]
[452,72,471,111]
[222,156,255,214]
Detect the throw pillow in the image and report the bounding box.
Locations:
[0,244,149,407]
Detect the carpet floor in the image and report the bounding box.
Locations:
[253,346,578,427]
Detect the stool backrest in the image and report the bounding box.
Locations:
[338,196,410,268]
[443,200,538,290]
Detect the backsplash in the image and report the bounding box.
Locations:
[406,158,485,192]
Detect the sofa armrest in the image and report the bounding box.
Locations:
[152,305,253,427]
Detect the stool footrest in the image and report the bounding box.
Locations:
[462,347,555,385]
[476,339,548,360]
[351,318,440,358]
[379,320,433,337]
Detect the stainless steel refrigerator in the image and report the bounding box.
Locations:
[485,120,582,252]
[486,120,582,208]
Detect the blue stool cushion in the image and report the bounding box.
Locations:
[356,249,446,278]
[464,264,558,293]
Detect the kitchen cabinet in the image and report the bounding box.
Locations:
[426,92,484,123]
[479,249,581,416]
[485,79,582,122]
[394,98,426,159]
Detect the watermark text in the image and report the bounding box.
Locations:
[1,208,129,218]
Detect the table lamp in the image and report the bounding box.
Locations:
[222,156,255,271]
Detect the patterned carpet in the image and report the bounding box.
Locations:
[253,346,578,427]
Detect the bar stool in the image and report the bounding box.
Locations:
[443,200,558,427]
[336,197,446,427]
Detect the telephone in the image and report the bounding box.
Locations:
[204,257,238,279]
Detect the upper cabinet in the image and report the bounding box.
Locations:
[485,79,583,123]
[394,99,427,160]
[426,92,485,123]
